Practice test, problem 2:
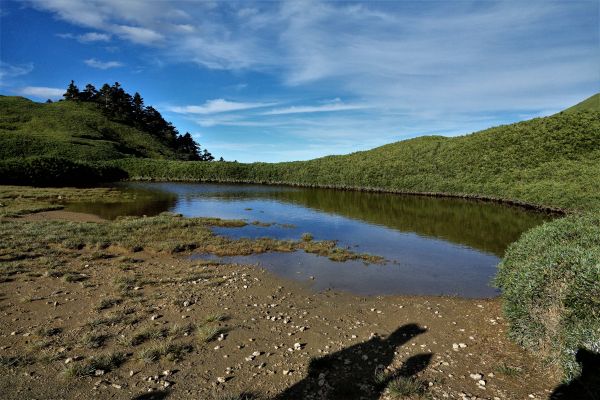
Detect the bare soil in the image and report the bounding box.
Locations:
[0,211,559,400]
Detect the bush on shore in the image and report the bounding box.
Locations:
[0,156,127,186]
[495,213,600,381]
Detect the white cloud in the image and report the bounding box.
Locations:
[57,32,110,43]
[17,86,64,99]
[169,99,277,115]
[113,25,164,45]
[83,58,123,69]
[0,62,34,81]
[263,103,369,115]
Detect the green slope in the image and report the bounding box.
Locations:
[0,95,181,161]
[116,95,600,211]
[562,93,600,113]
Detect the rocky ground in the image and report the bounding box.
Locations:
[0,207,561,399]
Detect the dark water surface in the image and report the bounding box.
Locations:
[67,182,551,297]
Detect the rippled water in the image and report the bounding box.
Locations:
[67,182,551,297]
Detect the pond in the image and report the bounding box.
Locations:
[66,182,551,298]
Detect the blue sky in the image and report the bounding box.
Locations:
[1,0,598,162]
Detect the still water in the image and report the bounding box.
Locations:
[67,182,551,298]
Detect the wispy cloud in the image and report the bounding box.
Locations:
[169,99,277,115]
[113,25,163,45]
[83,58,123,69]
[16,86,64,99]
[0,61,34,81]
[57,31,111,43]
[263,102,369,115]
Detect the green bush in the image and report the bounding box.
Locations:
[495,213,600,380]
[110,109,600,212]
[0,156,127,186]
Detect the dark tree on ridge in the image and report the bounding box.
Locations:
[62,80,215,161]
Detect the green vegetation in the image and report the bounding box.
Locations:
[0,156,126,186]
[113,100,600,212]
[495,213,600,381]
[386,376,426,397]
[63,351,126,378]
[563,93,600,114]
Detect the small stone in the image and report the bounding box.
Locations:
[217,377,227,383]
[283,370,291,375]
[95,369,105,376]
[64,357,74,364]
[111,383,122,389]
[478,379,486,386]
[150,315,161,321]
[293,342,302,350]
[458,343,467,348]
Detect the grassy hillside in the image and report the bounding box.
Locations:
[563,93,600,113]
[114,99,600,212]
[0,95,182,161]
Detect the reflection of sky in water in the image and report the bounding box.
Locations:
[143,182,501,298]
[70,182,549,297]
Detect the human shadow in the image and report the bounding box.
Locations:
[273,323,431,399]
[550,348,600,400]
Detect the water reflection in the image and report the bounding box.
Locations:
[66,182,552,297]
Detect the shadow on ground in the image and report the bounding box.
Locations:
[550,348,600,400]
[273,323,432,400]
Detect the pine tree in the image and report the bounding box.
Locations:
[80,84,98,102]
[63,80,80,101]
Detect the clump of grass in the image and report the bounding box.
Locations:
[495,363,522,376]
[169,323,195,338]
[373,369,392,385]
[197,325,223,343]
[113,276,137,290]
[64,352,126,378]
[130,327,168,346]
[44,269,64,278]
[301,233,314,242]
[62,273,87,283]
[138,342,193,363]
[80,332,110,349]
[36,327,62,337]
[387,377,425,398]
[0,355,35,368]
[204,313,227,323]
[96,297,122,311]
[87,308,138,327]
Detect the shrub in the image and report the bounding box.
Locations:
[0,156,127,186]
[495,213,600,381]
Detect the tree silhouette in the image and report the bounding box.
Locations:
[63,80,80,101]
[60,80,215,161]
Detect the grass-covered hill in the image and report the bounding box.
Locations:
[563,93,600,113]
[116,94,600,212]
[0,95,183,161]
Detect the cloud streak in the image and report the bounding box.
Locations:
[17,86,64,99]
[57,32,111,43]
[263,102,369,115]
[83,58,123,69]
[168,99,277,115]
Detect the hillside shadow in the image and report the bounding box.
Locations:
[550,348,600,400]
[273,323,431,399]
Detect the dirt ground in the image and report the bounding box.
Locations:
[0,211,560,400]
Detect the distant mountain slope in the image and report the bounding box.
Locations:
[563,93,600,113]
[117,94,600,211]
[0,95,188,161]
